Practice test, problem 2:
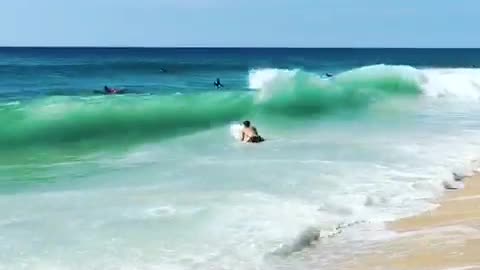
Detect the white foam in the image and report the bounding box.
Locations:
[420,68,480,99]
[229,123,243,141]
[248,68,299,90]
[248,65,480,101]
[6,66,480,269]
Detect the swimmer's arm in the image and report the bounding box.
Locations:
[240,131,245,141]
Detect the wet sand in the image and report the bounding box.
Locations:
[349,174,480,270]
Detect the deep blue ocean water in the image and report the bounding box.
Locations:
[2,48,480,98]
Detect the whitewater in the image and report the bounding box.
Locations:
[2,48,480,270]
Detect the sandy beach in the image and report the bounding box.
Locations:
[349,174,480,270]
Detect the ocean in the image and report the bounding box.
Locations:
[1,47,480,269]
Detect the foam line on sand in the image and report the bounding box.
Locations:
[347,174,480,270]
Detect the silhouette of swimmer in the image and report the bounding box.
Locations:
[214,78,224,89]
[103,85,124,94]
[104,86,117,94]
[324,73,333,78]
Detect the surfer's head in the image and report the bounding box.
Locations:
[243,120,250,128]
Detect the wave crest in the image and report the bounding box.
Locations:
[0,93,252,148]
[249,65,421,115]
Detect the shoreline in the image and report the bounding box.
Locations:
[348,174,480,270]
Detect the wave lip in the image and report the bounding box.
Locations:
[419,68,480,99]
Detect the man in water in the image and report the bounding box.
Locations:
[103,85,123,95]
[104,86,118,94]
[214,78,224,89]
[240,120,264,143]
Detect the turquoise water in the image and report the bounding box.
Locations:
[2,48,480,269]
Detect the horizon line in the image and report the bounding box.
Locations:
[1,46,480,50]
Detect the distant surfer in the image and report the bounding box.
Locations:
[102,85,126,95]
[324,73,333,78]
[104,86,118,94]
[214,78,224,89]
[240,120,264,143]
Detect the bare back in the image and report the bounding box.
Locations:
[241,127,259,142]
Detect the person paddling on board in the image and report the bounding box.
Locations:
[104,85,118,94]
[240,120,264,143]
[214,78,224,89]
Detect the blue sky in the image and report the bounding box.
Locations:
[0,0,477,47]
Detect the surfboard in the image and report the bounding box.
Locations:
[93,90,127,95]
[229,123,243,141]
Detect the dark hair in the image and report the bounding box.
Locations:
[243,120,250,127]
